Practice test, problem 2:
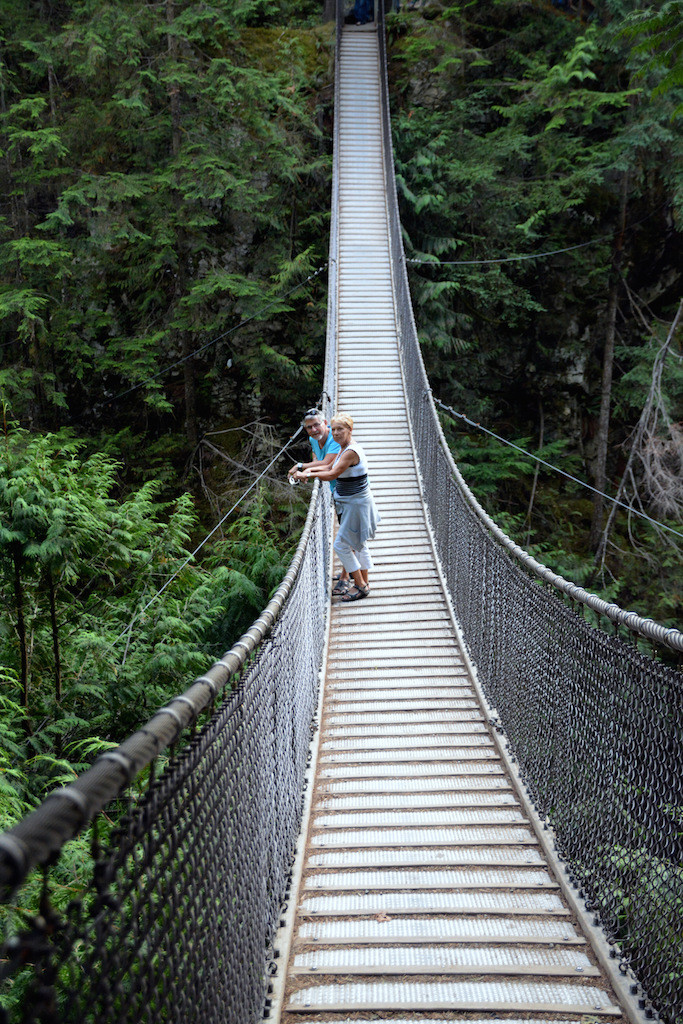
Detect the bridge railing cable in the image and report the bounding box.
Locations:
[375,5,683,1023]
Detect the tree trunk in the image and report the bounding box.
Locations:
[46,566,62,703]
[182,331,198,447]
[0,48,22,239]
[166,4,191,439]
[167,0,181,158]
[47,63,57,124]
[12,543,29,708]
[589,172,629,551]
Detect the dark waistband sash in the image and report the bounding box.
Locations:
[336,474,368,496]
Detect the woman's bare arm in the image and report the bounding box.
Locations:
[297,447,358,482]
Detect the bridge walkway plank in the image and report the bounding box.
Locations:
[275,23,629,1024]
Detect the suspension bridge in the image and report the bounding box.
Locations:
[1,6,682,1024]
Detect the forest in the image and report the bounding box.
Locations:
[0,0,681,841]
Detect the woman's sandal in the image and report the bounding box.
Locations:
[341,584,370,602]
[332,579,351,596]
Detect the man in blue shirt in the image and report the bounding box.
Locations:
[288,408,341,492]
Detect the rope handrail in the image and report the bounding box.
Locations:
[432,386,683,651]
[0,477,326,895]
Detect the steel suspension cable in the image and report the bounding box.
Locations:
[435,397,683,542]
[407,236,611,265]
[115,423,306,649]
[404,205,668,267]
[113,262,329,401]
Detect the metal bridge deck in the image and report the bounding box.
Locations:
[275,24,629,1024]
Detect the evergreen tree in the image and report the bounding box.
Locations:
[0,0,332,436]
[388,0,682,620]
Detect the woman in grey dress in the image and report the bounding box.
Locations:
[293,413,380,601]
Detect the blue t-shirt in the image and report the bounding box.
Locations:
[311,431,341,494]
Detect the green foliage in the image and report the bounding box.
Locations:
[0,0,330,835]
[0,7,328,996]
[390,0,682,625]
[618,0,683,117]
[0,410,303,832]
[613,327,683,423]
[445,424,573,496]
[208,490,298,643]
[0,684,31,830]
[0,422,243,806]
[0,1,333,432]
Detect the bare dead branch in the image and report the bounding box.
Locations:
[595,297,683,569]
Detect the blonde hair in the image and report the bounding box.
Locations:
[331,413,353,431]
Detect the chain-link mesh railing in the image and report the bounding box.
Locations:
[375,6,683,1022]
[0,9,343,1021]
[0,480,332,1024]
